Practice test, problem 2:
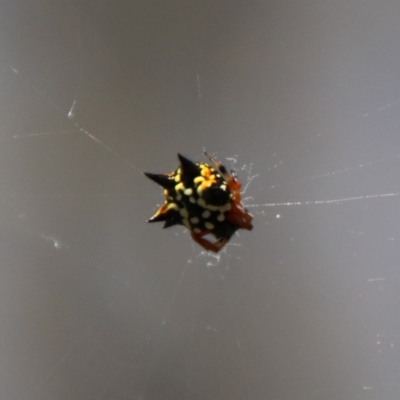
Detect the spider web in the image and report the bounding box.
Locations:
[1,1,400,399]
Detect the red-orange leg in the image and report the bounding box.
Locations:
[190,230,228,253]
[227,203,253,230]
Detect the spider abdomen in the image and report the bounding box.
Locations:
[145,152,253,252]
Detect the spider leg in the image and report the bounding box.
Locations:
[190,230,228,253]
[204,151,231,180]
[227,203,253,230]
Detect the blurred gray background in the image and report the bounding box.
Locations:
[0,1,399,399]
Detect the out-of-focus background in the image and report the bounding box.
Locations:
[0,1,400,399]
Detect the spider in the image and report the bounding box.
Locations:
[144,152,253,252]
